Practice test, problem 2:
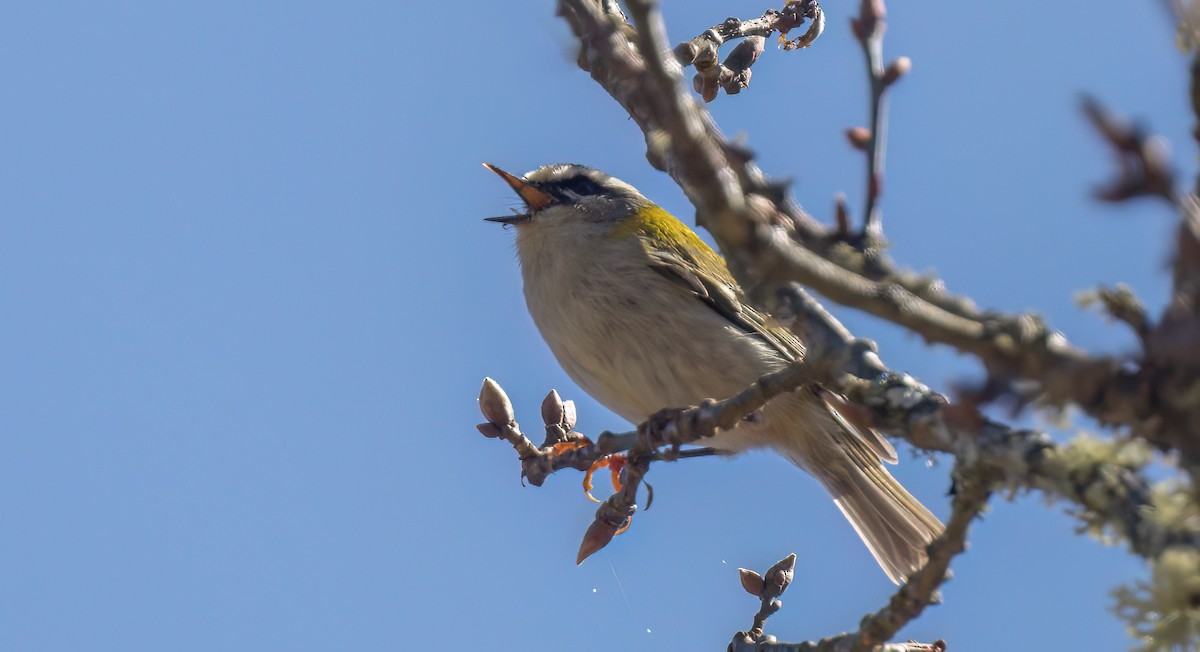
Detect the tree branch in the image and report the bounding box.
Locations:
[480,2,1200,648]
[730,551,949,652]
[728,456,986,652]
[561,0,1075,370]
[849,0,890,239]
[557,0,1200,478]
[765,284,1198,560]
[850,462,989,651]
[477,361,821,561]
[673,1,823,102]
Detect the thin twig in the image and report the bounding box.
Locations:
[730,461,986,652]
[852,0,888,240]
[1082,96,1178,205]
[853,461,990,649]
[477,361,820,561]
[673,2,821,102]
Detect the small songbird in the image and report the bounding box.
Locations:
[484,162,943,584]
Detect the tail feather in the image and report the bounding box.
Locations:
[775,401,944,584]
[826,462,943,584]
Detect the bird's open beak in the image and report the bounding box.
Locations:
[483,163,555,224]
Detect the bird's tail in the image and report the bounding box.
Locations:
[821,454,944,584]
[775,395,944,584]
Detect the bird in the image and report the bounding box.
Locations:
[483,161,943,584]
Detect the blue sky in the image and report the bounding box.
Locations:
[0,1,1190,650]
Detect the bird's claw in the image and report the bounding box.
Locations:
[583,453,626,503]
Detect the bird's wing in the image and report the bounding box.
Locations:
[642,245,806,363]
[637,219,898,465]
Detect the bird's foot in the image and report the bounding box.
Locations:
[640,407,688,454]
[546,439,590,456]
[583,453,626,503]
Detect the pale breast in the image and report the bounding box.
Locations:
[518,227,786,446]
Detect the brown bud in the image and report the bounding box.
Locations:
[694,73,719,103]
[479,377,515,425]
[561,400,577,432]
[852,0,886,40]
[717,67,735,92]
[723,69,751,95]
[576,519,620,564]
[882,56,911,86]
[476,422,502,438]
[761,553,796,600]
[724,36,764,72]
[861,0,886,22]
[738,568,765,596]
[541,389,564,426]
[845,127,871,150]
[540,391,581,447]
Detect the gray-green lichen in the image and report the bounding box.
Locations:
[996,434,1200,650]
[1146,481,1200,535]
[1019,433,1155,546]
[1113,545,1200,651]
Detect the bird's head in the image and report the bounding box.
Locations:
[483,163,649,233]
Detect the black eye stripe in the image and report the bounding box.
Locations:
[556,175,604,197]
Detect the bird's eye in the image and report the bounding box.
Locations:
[558,176,605,197]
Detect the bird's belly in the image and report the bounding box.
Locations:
[526,271,785,450]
